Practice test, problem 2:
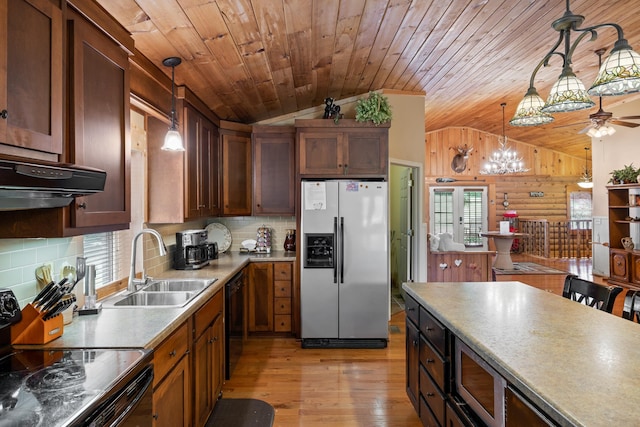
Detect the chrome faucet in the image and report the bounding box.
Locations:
[128,228,167,292]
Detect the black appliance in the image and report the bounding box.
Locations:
[225,270,245,380]
[0,159,106,211]
[174,230,209,270]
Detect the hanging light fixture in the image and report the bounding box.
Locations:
[480,103,529,175]
[511,0,640,126]
[577,146,594,189]
[161,57,185,151]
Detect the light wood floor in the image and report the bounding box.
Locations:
[221,255,619,426]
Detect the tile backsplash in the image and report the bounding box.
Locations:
[0,237,83,307]
[207,216,296,252]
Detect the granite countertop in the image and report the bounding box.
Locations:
[403,281,640,427]
[19,251,295,350]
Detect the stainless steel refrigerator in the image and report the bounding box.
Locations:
[300,180,389,348]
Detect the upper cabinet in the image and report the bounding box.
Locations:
[296,119,389,179]
[252,126,295,216]
[148,94,220,223]
[67,7,130,229]
[0,0,63,161]
[220,122,252,216]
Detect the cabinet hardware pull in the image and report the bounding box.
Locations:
[169,350,176,357]
[426,358,435,363]
[425,327,433,332]
[0,109,7,119]
[426,392,435,397]
[413,339,418,347]
[77,202,87,209]
[153,414,158,420]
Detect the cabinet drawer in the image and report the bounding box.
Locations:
[274,297,291,314]
[194,290,223,338]
[419,335,449,392]
[405,294,419,326]
[154,322,189,387]
[420,307,447,356]
[274,262,292,280]
[420,365,445,426]
[274,314,291,332]
[274,280,292,297]
[419,395,442,427]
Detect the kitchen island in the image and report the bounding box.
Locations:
[403,281,640,427]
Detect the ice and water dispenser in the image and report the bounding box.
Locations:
[304,233,334,268]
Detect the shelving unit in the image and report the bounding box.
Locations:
[607,184,640,289]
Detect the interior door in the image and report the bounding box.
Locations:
[430,187,488,250]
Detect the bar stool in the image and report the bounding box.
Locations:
[622,290,640,322]
[562,275,623,313]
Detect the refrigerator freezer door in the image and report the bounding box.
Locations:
[301,181,340,338]
[338,181,389,339]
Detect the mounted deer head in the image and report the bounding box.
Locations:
[450,144,473,173]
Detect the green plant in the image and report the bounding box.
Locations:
[355,91,392,125]
[609,163,640,184]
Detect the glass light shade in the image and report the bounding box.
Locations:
[587,125,616,138]
[577,180,594,189]
[588,46,640,96]
[541,69,595,113]
[510,88,554,126]
[161,129,185,151]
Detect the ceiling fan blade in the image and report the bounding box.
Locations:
[610,120,640,128]
[578,124,594,134]
[615,115,640,120]
[553,121,589,129]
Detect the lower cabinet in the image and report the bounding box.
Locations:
[193,290,224,426]
[406,294,554,427]
[427,250,492,282]
[152,323,191,426]
[248,262,293,334]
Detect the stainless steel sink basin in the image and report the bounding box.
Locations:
[112,291,196,307]
[141,278,216,293]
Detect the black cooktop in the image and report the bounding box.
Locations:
[0,348,149,427]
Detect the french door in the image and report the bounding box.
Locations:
[430,187,488,250]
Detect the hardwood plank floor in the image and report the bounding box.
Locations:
[221,311,422,426]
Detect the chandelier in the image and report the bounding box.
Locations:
[577,146,594,188]
[510,0,640,127]
[480,103,529,175]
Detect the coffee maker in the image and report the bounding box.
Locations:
[174,230,210,270]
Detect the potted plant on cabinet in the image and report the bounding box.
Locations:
[609,164,640,184]
[355,91,392,125]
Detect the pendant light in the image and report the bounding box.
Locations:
[161,57,185,151]
[577,146,594,189]
[511,0,640,126]
[480,103,529,175]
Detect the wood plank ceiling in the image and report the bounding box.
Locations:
[95,0,640,158]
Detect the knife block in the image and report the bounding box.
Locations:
[11,303,63,344]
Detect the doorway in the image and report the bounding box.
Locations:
[390,163,420,310]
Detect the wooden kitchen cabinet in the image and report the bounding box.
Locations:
[248,261,294,334]
[193,290,224,427]
[0,0,64,162]
[221,122,252,216]
[607,184,640,289]
[67,7,130,229]
[296,119,389,178]
[153,322,191,427]
[252,125,295,216]
[148,95,220,223]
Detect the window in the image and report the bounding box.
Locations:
[569,191,593,230]
[83,231,127,288]
[430,187,488,249]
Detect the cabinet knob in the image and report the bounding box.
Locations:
[77,202,87,209]
[153,414,158,420]
[169,350,176,357]
[0,109,7,119]
[426,358,435,364]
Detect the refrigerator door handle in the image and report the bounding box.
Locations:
[340,216,345,284]
[333,216,338,284]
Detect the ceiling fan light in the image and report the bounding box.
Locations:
[509,87,554,126]
[586,127,598,138]
[588,44,640,96]
[541,68,595,113]
[604,125,616,136]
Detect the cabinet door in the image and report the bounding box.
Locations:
[611,249,630,281]
[221,133,252,215]
[505,387,554,426]
[298,130,345,175]
[193,329,213,427]
[184,105,201,220]
[153,355,190,427]
[0,0,63,160]
[68,9,130,228]
[201,117,220,217]
[211,313,224,400]
[252,127,295,215]
[248,263,274,332]
[406,317,420,412]
[343,130,388,176]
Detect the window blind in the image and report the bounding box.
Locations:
[83,231,126,288]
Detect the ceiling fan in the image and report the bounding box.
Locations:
[556,49,640,137]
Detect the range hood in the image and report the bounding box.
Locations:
[0,159,106,211]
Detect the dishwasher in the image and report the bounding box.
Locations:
[225,270,245,379]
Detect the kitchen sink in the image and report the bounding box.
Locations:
[141,278,216,293]
[111,291,196,307]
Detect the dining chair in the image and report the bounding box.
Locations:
[622,290,640,322]
[562,275,623,313]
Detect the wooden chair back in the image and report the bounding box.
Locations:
[562,275,623,313]
[623,290,640,322]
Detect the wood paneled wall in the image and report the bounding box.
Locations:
[425,127,589,233]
